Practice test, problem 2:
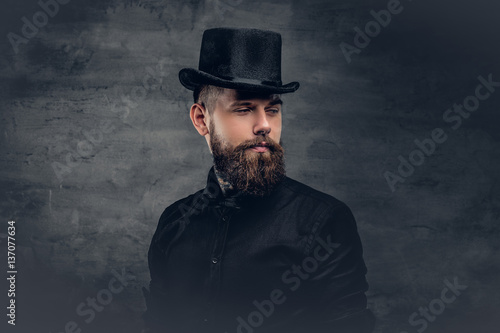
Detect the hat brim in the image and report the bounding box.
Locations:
[179,68,299,94]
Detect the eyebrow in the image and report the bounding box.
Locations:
[229,99,283,108]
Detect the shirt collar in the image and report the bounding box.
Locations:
[201,166,287,210]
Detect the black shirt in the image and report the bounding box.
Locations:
[144,166,375,333]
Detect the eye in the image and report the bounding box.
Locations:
[234,108,251,113]
[267,108,280,114]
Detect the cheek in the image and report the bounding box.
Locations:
[270,118,282,140]
[211,124,240,149]
[223,120,251,139]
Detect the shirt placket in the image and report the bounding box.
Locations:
[203,206,234,326]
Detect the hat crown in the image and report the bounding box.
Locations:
[178,27,299,94]
[198,28,282,84]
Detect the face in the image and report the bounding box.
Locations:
[207,88,282,151]
[204,88,286,197]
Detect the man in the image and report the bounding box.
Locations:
[143,28,375,333]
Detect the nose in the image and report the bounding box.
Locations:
[254,108,271,136]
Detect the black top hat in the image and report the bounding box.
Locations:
[179,28,299,94]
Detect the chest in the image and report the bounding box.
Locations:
[160,206,310,293]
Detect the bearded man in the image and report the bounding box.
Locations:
[143,28,375,333]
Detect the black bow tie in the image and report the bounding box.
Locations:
[207,194,244,210]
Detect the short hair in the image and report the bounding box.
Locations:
[193,85,224,115]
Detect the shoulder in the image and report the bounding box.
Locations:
[279,177,359,249]
[280,176,350,214]
[152,189,205,236]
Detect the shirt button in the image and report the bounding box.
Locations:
[221,215,227,222]
[211,257,219,264]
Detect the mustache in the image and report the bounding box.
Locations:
[232,136,282,153]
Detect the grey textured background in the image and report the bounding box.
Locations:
[1,0,499,332]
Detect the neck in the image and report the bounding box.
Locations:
[213,166,235,196]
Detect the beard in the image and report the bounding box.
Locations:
[209,121,286,197]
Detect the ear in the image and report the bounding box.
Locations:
[190,103,210,136]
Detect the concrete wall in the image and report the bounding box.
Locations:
[1,0,499,332]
